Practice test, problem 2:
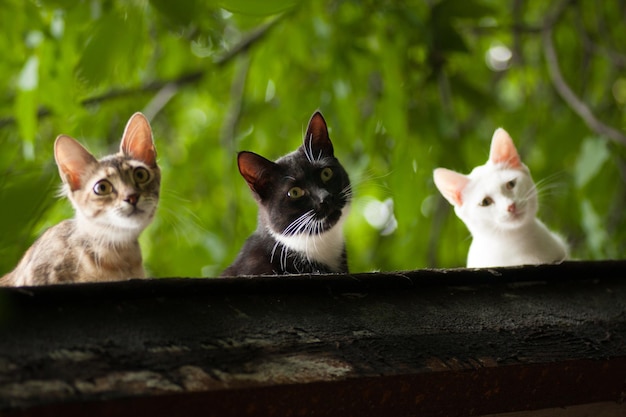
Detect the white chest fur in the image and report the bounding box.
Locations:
[467,219,568,268]
[268,207,349,272]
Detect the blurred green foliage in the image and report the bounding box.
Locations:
[0,0,624,277]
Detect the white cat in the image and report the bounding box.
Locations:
[433,128,568,268]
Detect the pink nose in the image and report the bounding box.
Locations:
[507,203,516,213]
[125,194,139,206]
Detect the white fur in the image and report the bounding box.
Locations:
[269,204,350,272]
[467,217,568,268]
[73,208,145,245]
[457,166,567,267]
[434,128,568,268]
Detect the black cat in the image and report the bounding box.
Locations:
[221,111,352,276]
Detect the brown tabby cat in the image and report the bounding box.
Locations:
[0,113,160,286]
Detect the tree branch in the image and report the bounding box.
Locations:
[213,17,280,67]
[142,82,181,121]
[0,15,283,128]
[219,55,250,151]
[219,54,250,241]
[542,3,626,147]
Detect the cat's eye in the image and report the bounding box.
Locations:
[506,179,516,190]
[288,187,305,199]
[321,167,334,183]
[93,180,113,196]
[479,196,493,207]
[133,167,151,184]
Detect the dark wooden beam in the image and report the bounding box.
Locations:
[0,260,625,416]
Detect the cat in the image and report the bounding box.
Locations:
[0,112,160,286]
[221,111,352,276]
[433,128,568,268]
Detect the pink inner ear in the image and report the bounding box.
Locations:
[237,151,262,189]
[237,151,276,196]
[304,111,334,158]
[120,113,157,167]
[489,128,522,168]
[433,168,469,207]
[54,135,97,191]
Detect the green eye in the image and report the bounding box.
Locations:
[93,180,113,195]
[479,196,493,207]
[134,167,150,184]
[288,187,305,199]
[506,179,516,190]
[321,167,333,182]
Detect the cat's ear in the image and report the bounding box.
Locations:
[54,135,98,191]
[433,168,470,207]
[237,151,279,199]
[489,128,522,168]
[120,112,157,167]
[303,111,334,159]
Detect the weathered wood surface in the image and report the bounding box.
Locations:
[0,260,625,416]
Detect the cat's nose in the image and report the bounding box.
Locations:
[507,203,516,213]
[317,189,331,205]
[125,194,139,206]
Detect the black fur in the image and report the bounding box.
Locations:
[222,111,351,276]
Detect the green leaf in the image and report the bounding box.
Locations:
[14,90,37,160]
[430,0,495,53]
[580,199,608,258]
[435,25,469,52]
[218,0,301,16]
[17,55,39,91]
[432,0,495,20]
[15,55,39,159]
[75,8,147,87]
[574,137,610,188]
[449,74,490,105]
[0,169,56,272]
[150,0,214,27]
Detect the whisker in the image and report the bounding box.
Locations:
[340,185,354,201]
[283,210,315,236]
[270,240,281,264]
[348,169,393,190]
[304,134,314,163]
[160,188,194,203]
[281,245,288,272]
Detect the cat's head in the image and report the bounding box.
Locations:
[54,113,161,240]
[433,128,537,234]
[237,111,351,237]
